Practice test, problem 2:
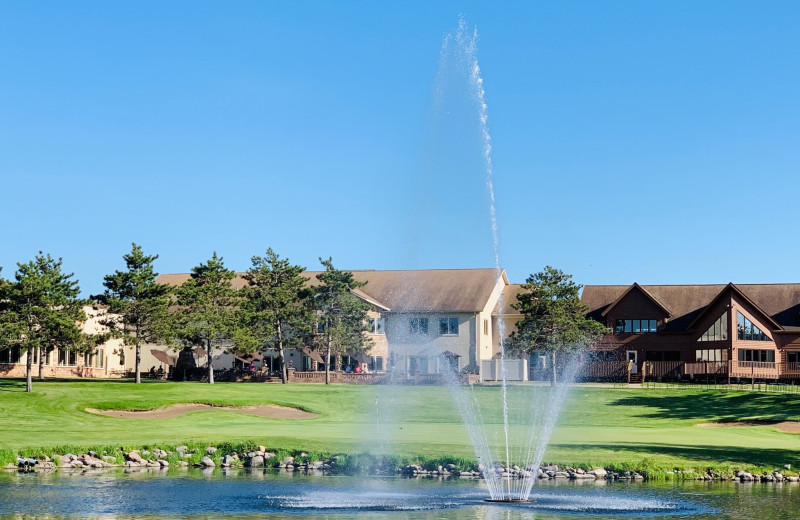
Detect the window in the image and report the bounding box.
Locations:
[645,351,681,361]
[698,311,729,342]
[736,312,770,341]
[0,347,22,364]
[737,349,775,362]
[58,349,77,366]
[84,349,105,369]
[695,349,728,362]
[439,317,458,335]
[587,350,617,362]
[409,317,428,335]
[368,356,384,371]
[367,318,385,334]
[615,319,658,334]
[789,352,800,363]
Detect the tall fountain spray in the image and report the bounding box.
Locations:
[436,17,583,502]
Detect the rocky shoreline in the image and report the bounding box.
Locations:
[5,447,798,484]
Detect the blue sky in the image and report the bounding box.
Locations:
[2,1,800,296]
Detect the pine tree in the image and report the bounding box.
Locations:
[506,266,608,385]
[313,258,372,384]
[96,243,173,384]
[241,248,313,383]
[174,252,241,384]
[0,253,84,392]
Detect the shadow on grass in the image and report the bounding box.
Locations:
[0,377,173,391]
[552,442,799,468]
[0,379,25,392]
[613,392,800,422]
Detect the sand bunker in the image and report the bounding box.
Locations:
[697,421,800,433]
[86,403,317,420]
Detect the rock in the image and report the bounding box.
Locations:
[102,456,117,463]
[257,446,266,453]
[70,461,85,468]
[141,450,151,457]
[126,452,144,463]
[589,468,607,478]
[787,476,798,482]
[739,472,753,481]
[175,446,188,454]
[264,452,276,459]
[206,447,217,455]
[154,449,168,459]
[200,456,215,468]
[17,458,37,468]
[632,473,644,481]
[785,464,792,470]
[546,470,555,478]
[179,461,189,467]
[90,462,104,469]
[247,455,265,468]
[299,452,308,457]
[222,455,234,467]
[158,460,169,468]
[124,461,140,467]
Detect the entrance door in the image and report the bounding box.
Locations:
[627,351,638,373]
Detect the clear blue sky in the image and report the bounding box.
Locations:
[2,1,799,296]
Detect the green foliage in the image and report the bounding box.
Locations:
[507,266,608,356]
[0,253,85,391]
[96,243,173,384]
[240,249,313,383]
[313,258,373,381]
[174,253,242,384]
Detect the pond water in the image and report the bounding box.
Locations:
[0,469,797,519]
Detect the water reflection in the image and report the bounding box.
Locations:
[0,469,797,519]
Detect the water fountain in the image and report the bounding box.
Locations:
[431,17,585,502]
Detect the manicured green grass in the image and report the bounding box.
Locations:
[1,378,799,473]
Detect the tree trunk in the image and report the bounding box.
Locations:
[135,342,141,384]
[277,320,288,384]
[207,339,214,384]
[37,347,44,380]
[26,348,33,392]
[325,332,332,385]
[551,351,557,387]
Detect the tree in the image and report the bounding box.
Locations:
[96,243,173,384]
[241,248,313,384]
[506,266,607,385]
[0,253,85,392]
[313,258,372,384]
[174,252,241,384]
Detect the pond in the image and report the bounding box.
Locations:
[0,469,797,519]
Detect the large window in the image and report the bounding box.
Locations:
[789,352,800,363]
[0,347,22,364]
[736,312,770,341]
[615,319,658,334]
[409,317,429,335]
[439,317,458,335]
[367,318,385,334]
[84,348,104,369]
[737,349,775,362]
[645,351,681,361]
[699,311,728,342]
[58,349,77,367]
[368,356,384,371]
[696,349,728,362]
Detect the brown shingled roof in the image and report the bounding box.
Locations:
[157,268,503,313]
[582,283,800,332]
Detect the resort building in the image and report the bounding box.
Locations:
[581,283,800,382]
[148,268,509,381]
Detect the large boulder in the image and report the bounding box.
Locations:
[126,452,144,464]
[247,456,265,468]
[200,456,216,468]
[589,468,607,478]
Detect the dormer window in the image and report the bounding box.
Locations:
[615,319,657,334]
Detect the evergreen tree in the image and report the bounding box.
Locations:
[96,243,173,384]
[313,258,372,384]
[0,253,84,392]
[506,266,607,385]
[241,248,313,383]
[174,252,241,384]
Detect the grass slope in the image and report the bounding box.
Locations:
[1,378,799,472]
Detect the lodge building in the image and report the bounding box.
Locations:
[581,283,800,382]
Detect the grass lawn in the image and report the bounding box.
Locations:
[1,378,800,472]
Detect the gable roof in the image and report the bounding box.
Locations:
[600,283,671,318]
[157,268,503,313]
[582,283,800,332]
